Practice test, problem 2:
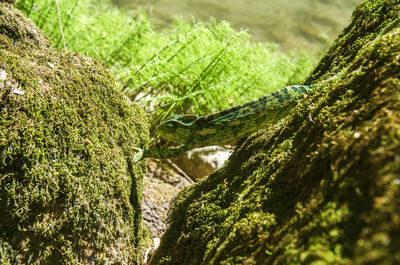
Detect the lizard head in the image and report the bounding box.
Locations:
[157,114,198,144]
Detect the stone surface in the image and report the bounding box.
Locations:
[142,159,193,238]
[171,146,233,179]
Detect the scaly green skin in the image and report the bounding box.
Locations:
[133,85,314,161]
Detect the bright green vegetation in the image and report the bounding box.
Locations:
[135,85,315,160]
[150,0,400,264]
[16,0,317,144]
[0,2,148,263]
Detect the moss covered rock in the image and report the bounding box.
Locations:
[150,0,400,264]
[0,3,149,264]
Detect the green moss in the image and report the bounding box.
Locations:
[0,3,149,264]
[150,0,400,264]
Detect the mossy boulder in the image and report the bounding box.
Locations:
[150,0,400,264]
[0,3,149,264]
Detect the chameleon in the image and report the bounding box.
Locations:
[133,85,314,161]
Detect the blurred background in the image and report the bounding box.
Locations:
[113,0,362,51]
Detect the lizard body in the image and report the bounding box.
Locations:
[133,85,314,161]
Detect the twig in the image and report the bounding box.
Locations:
[165,159,194,185]
[55,0,66,50]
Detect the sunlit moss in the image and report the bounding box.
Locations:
[0,2,149,264]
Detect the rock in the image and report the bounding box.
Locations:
[150,1,400,264]
[142,159,194,238]
[171,146,233,179]
[0,3,148,264]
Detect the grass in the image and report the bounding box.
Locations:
[16,0,317,145]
